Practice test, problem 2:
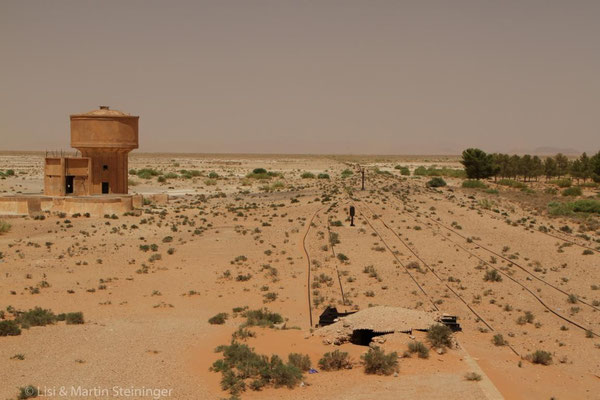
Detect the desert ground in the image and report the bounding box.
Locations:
[0,153,599,400]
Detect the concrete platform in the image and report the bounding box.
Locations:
[0,193,143,217]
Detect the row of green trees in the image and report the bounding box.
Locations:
[461,148,600,182]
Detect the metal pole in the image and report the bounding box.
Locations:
[361,168,365,190]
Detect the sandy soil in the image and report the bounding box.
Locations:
[0,153,598,399]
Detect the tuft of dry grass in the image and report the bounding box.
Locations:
[0,220,11,234]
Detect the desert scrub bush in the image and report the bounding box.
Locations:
[407,341,429,358]
[426,177,447,188]
[211,342,303,395]
[521,187,535,194]
[204,179,217,186]
[315,273,333,286]
[17,385,38,399]
[483,269,502,282]
[246,168,281,180]
[361,346,398,375]
[427,324,452,348]
[179,169,201,179]
[374,167,392,176]
[64,312,85,325]
[555,199,600,214]
[268,356,304,388]
[497,179,527,189]
[415,166,465,178]
[516,311,535,325]
[260,181,285,191]
[241,308,283,328]
[478,199,496,210]
[551,178,572,188]
[236,273,252,282]
[301,172,315,179]
[15,307,56,328]
[464,372,482,381]
[318,349,352,371]
[394,165,410,175]
[406,261,424,273]
[288,353,312,371]
[0,220,11,234]
[527,350,552,365]
[562,186,582,197]
[462,180,487,189]
[208,313,229,325]
[263,292,278,303]
[232,327,256,341]
[317,173,330,179]
[208,171,219,179]
[0,320,21,336]
[329,232,340,245]
[362,265,379,279]
[492,334,507,346]
[414,166,429,175]
[136,168,161,179]
[337,253,349,262]
[547,202,575,216]
[341,169,353,178]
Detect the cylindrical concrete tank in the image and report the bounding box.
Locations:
[70,106,139,150]
[70,106,139,195]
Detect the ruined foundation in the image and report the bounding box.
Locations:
[0,194,142,217]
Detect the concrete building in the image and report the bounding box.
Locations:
[44,106,139,196]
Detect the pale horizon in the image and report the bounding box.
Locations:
[1,0,599,155]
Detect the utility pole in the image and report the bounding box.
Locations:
[361,168,365,190]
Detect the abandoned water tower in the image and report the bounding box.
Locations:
[44,106,139,196]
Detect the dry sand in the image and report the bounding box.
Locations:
[0,153,598,399]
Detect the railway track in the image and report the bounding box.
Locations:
[352,197,525,356]
[301,206,324,327]
[365,175,600,338]
[355,202,441,313]
[421,180,600,254]
[390,187,600,314]
[302,199,353,327]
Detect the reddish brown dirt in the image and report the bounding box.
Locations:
[0,154,598,399]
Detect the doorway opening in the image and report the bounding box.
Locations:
[350,329,393,346]
[102,182,109,194]
[65,176,74,194]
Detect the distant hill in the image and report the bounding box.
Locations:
[507,146,581,156]
[533,146,581,155]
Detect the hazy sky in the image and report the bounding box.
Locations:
[1,1,599,154]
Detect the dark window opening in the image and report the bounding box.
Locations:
[103,165,108,171]
[102,182,109,194]
[350,329,393,346]
[65,176,74,194]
